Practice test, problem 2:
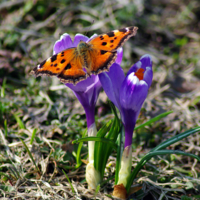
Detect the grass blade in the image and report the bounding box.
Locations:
[75,129,87,168]
[20,139,40,174]
[96,119,113,138]
[72,136,118,150]
[135,111,173,130]
[30,128,37,145]
[62,169,75,194]
[94,108,121,179]
[4,119,8,138]
[127,149,200,192]
[1,78,6,98]
[150,126,200,152]
[14,114,25,129]
[115,125,124,185]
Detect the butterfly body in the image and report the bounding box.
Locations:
[76,41,98,74]
[31,26,138,85]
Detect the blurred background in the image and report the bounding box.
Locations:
[0,0,200,199]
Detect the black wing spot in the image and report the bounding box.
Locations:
[119,28,127,33]
[56,68,60,71]
[39,60,46,68]
[102,42,107,46]
[65,63,71,70]
[100,35,104,40]
[51,54,57,62]
[61,59,66,64]
[110,45,114,48]
[110,40,114,43]
[54,64,58,67]
[107,31,115,37]
[114,37,117,40]
[51,64,53,67]
[100,50,107,55]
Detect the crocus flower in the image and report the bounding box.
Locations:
[53,33,123,189]
[99,54,153,147]
[53,33,123,131]
[99,54,153,191]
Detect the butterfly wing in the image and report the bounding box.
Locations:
[88,50,117,75]
[31,48,87,85]
[57,56,87,84]
[89,26,138,52]
[88,26,138,74]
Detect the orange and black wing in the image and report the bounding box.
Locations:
[58,55,87,85]
[31,48,87,85]
[88,26,138,74]
[88,49,117,75]
[89,26,138,52]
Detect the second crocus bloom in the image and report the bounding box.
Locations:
[99,54,153,146]
[99,54,153,192]
[120,55,153,148]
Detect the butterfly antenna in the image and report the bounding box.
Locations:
[85,20,95,37]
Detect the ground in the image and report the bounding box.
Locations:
[0,0,200,199]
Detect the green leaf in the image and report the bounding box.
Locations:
[175,37,188,47]
[62,170,75,194]
[94,115,121,179]
[185,182,194,190]
[135,111,173,130]
[75,129,87,168]
[1,78,6,98]
[150,126,200,152]
[108,101,119,121]
[4,119,8,138]
[126,149,200,192]
[115,126,124,185]
[73,136,118,150]
[0,172,12,180]
[0,185,15,192]
[95,184,100,195]
[181,195,193,200]
[30,128,37,145]
[20,139,40,174]
[96,119,113,138]
[14,114,25,129]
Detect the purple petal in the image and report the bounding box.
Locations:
[123,109,139,147]
[66,75,102,111]
[126,54,153,88]
[66,75,102,128]
[115,47,123,65]
[73,34,89,46]
[74,91,96,128]
[140,54,152,70]
[53,34,73,54]
[126,60,141,77]
[120,73,148,111]
[120,73,149,148]
[66,75,100,92]
[87,34,98,42]
[143,67,153,88]
[99,63,125,111]
[140,54,153,87]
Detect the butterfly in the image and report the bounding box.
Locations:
[31,26,138,85]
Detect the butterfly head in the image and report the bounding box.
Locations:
[77,41,91,55]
